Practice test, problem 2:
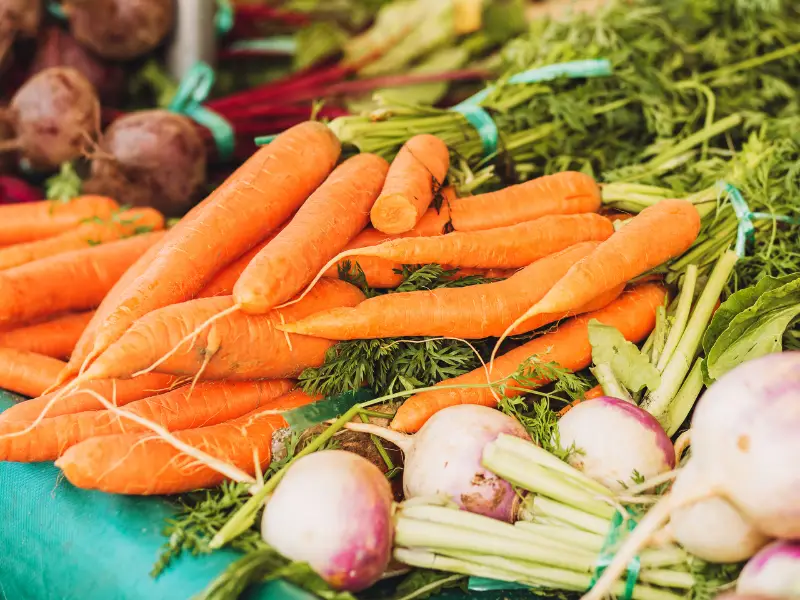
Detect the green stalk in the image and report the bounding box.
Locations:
[657,265,699,371]
[516,496,610,536]
[665,358,705,437]
[700,41,800,82]
[394,548,521,582]
[591,364,634,403]
[643,250,738,423]
[359,412,395,473]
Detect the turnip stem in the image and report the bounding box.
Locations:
[657,265,698,371]
[591,363,634,404]
[514,521,605,552]
[665,359,705,437]
[517,496,610,536]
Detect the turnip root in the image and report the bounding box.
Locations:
[345,405,530,522]
[556,396,675,491]
[6,67,99,171]
[63,0,175,61]
[737,541,800,598]
[261,450,393,592]
[0,0,42,66]
[83,110,206,216]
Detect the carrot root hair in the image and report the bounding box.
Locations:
[274,249,368,310]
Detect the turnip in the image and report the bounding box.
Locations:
[83,110,207,216]
[62,0,175,61]
[261,450,394,592]
[345,404,530,522]
[0,0,42,67]
[4,67,100,171]
[556,396,675,491]
[737,541,800,598]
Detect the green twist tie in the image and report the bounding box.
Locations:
[216,0,234,36]
[588,508,640,600]
[255,134,277,146]
[450,103,500,157]
[168,62,236,161]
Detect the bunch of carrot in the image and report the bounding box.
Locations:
[0,122,701,496]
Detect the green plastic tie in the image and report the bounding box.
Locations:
[588,508,641,600]
[450,104,500,157]
[216,0,234,36]
[255,134,278,146]
[467,577,528,591]
[168,62,235,161]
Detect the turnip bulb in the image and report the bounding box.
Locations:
[737,541,800,598]
[556,396,675,491]
[261,450,394,592]
[63,0,175,61]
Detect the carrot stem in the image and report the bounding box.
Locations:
[358,412,396,472]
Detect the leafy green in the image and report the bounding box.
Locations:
[391,570,466,600]
[45,163,82,203]
[687,558,742,600]
[588,320,661,394]
[294,22,349,71]
[392,264,497,292]
[282,388,376,431]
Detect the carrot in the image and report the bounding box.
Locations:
[519,199,700,320]
[84,121,341,369]
[279,242,622,339]
[0,195,119,246]
[0,373,178,424]
[449,172,601,232]
[0,231,165,328]
[0,348,66,398]
[370,134,450,234]
[81,278,365,382]
[557,384,606,417]
[0,311,93,358]
[0,207,165,270]
[390,283,666,432]
[56,389,319,495]
[234,153,388,313]
[0,379,294,462]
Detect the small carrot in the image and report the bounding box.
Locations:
[0,195,119,246]
[390,283,666,432]
[370,134,450,234]
[56,389,319,495]
[0,231,165,327]
[0,311,93,358]
[0,379,294,462]
[558,384,605,417]
[449,171,601,232]
[234,153,388,313]
[0,207,165,270]
[0,373,178,424]
[81,278,365,382]
[0,348,66,398]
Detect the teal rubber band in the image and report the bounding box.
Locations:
[450,103,499,157]
[216,0,234,36]
[720,182,755,257]
[169,62,236,161]
[47,1,66,19]
[228,37,298,55]
[255,134,277,146]
[588,509,641,600]
[468,577,528,591]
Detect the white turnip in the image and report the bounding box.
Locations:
[261,450,393,592]
[345,405,530,522]
[556,396,675,491]
[737,541,800,598]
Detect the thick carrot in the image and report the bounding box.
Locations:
[0,195,119,246]
[390,283,666,432]
[0,231,165,328]
[0,373,178,423]
[280,242,620,339]
[370,134,450,234]
[56,389,319,495]
[234,153,388,313]
[0,311,93,358]
[0,207,165,270]
[450,172,601,232]
[82,278,365,381]
[0,348,66,397]
[85,121,341,368]
[0,379,294,462]
[522,199,700,319]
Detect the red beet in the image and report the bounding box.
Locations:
[0,0,42,67]
[0,175,40,204]
[31,26,126,106]
[63,0,175,61]
[7,67,100,171]
[83,110,207,216]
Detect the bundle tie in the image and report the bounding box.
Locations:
[588,507,641,600]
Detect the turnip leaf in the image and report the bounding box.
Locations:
[588,319,661,394]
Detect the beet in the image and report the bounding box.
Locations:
[0,175,40,204]
[31,26,126,106]
[8,67,100,171]
[63,0,175,61]
[0,0,42,66]
[83,110,207,216]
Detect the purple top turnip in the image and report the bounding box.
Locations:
[556,396,675,491]
[261,450,394,592]
[737,541,800,598]
[63,0,175,61]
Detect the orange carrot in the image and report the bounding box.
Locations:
[0,348,66,397]
[234,153,388,313]
[390,283,666,432]
[0,195,119,245]
[0,379,294,462]
[82,278,365,382]
[0,231,165,327]
[280,242,623,339]
[558,384,606,417]
[0,311,93,358]
[0,373,178,423]
[84,121,341,369]
[521,199,700,320]
[0,207,165,270]
[449,171,601,232]
[56,389,319,495]
[370,134,450,234]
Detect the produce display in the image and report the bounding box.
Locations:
[0,1,799,600]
